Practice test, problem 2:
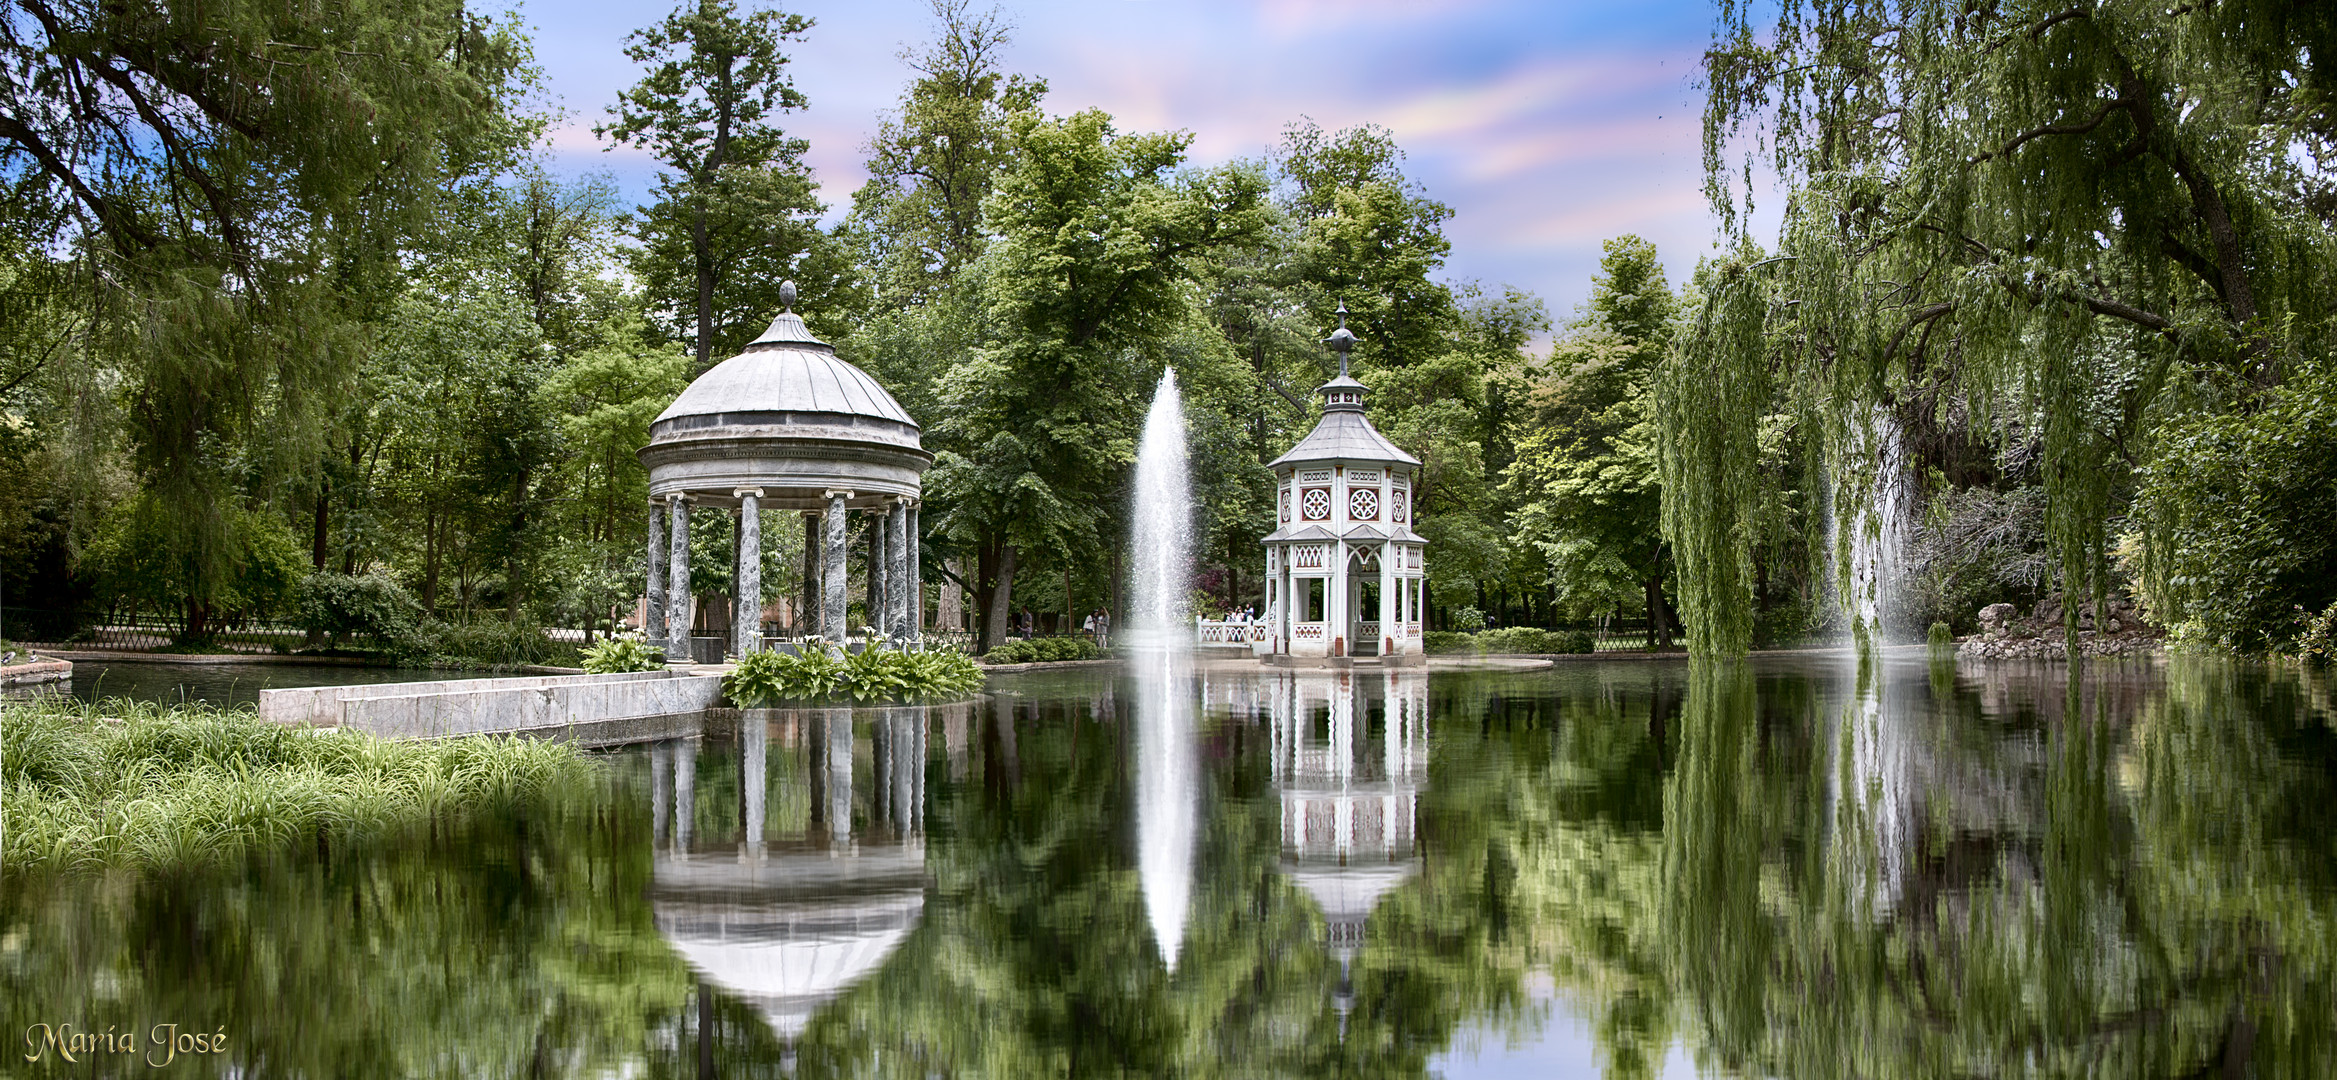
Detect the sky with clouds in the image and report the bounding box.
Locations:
[526,0,1741,332]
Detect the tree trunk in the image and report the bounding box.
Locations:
[421,509,441,615]
[311,486,330,571]
[1644,577,1664,651]
[982,540,1018,655]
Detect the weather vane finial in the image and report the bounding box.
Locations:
[1326,300,1356,377]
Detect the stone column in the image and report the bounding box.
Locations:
[865,510,886,642]
[734,489,763,657]
[650,740,672,849]
[822,491,850,642]
[674,735,698,851]
[645,502,667,645]
[666,494,693,662]
[1379,543,1397,655]
[802,512,820,638]
[906,501,923,643]
[742,710,767,860]
[888,498,910,641]
[826,707,853,848]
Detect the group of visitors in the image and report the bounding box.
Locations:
[1012,606,1111,647]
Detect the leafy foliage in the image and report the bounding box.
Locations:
[580,633,668,674]
[1672,0,2337,654]
[599,0,837,368]
[1423,628,1595,655]
[1509,237,1681,640]
[724,642,982,704]
[295,571,422,644]
[980,635,1100,664]
[386,619,579,670]
[2135,364,2337,650]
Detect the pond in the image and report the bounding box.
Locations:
[4,654,2331,1077]
[43,659,497,707]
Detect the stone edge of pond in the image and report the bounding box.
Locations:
[33,649,388,667]
[2,655,72,686]
[977,658,1123,675]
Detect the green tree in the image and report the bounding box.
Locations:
[848,0,1045,305]
[600,0,833,369]
[1508,237,1680,645]
[0,0,539,631]
[926,109,1268,649]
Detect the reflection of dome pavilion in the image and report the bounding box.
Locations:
[652,850,925,1040]
[1260,670,1430,1022]
[638,284,930,662]
[1261,305,1427,663]
[647,708,929,1042]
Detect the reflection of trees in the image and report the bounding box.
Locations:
[0,773,692,1078]
[9,660,2325,1077]
[1661,656,2337,1079]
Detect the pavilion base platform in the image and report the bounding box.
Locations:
[1259,652,1429,670]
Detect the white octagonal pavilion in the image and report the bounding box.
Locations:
[1262,306,1427,662]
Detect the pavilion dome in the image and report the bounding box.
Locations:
[639,303,930,510]
[650,310,919,448]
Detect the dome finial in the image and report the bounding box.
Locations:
[1325,300,1356,378]
[779,279,798,313]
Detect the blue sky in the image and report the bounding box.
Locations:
[524,0,1740,331]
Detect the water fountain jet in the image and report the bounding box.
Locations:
[1130,369,1197,972]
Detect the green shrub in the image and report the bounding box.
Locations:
[1928,621,1955,648]
[2297,601,2337,667]
[1,696,592,874]
[982,636,1100,664]
[581,634,667,674]
[725,641,983,705]
[389,618,580,670]
[1423,628,1596,655]
[296,571,421,644]
[1451,606,1489,631]
[1422,631,1476,655]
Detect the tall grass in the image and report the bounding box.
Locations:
[1,695,595,874]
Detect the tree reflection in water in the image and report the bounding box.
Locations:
[1,659,2329,1077]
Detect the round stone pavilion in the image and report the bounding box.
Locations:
[1262,304,1427,662]
[639,283,929,661]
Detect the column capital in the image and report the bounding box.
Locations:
[733,487,764,499]
[666,492,695,505]
[823,489,855,500]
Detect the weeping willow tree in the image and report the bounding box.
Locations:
[1664,0,2337,655]
[1,0,538,636]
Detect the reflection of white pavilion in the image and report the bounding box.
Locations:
[647,709,930,1041]
[1253,670,1431,1021]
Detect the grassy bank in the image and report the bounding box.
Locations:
[1,696,594,874]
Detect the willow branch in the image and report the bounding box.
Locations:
[1884,302,1955,364]
[2078,295,2172,332]
[1971,98,2131,163]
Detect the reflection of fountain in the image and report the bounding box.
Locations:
[1260,670,1429,1025]
[1833,404,1910,644]
[1131,369,1198,972]
[648,709,928,1042]
[1831,657,1914,914]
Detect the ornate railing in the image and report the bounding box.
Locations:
[1196,619,1269,645]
